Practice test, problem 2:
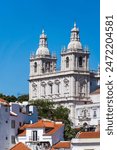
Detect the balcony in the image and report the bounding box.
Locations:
[26,141,51,150]
[28,136,40,142]
[78,116,91,121]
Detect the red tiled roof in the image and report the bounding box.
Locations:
[44,123,64,136]
[76,131,100,138]
[90,88,100,95]
[19,124,31,130]
[18,120,64,137]
[0,98,9,106]
[10,142,31,150]
[53,141,71,149]
[24,120,55,129]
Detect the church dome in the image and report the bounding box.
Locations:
[36,47,50,55]
[67,22,82,50]
[68,41,82,49]
[36,30,50,56]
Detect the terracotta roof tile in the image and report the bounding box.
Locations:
[10,142,31,150]
[44,123,64,136]
[76,131,100,138]
[18,120,64,137]
[53,141,71,149]
[19,124,31,130]
[23,120,55,129]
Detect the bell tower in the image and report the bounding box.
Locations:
[30,29,57,77]
[61,22,89,72]
[61,22,90,99]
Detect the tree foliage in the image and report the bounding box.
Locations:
[0,93,29,102]
[30,99,77,140]
[17,94,29,102]
[0,93,17,102]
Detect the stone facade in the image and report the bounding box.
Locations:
[29,23,100,127]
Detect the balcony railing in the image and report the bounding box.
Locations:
[29,136,39,142]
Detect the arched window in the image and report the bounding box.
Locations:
[50,84,53,94]
[66,57,69,68]
[41,82,46,96]
[79,57,82,67]
[55,80,60,94]
[48,81,53,95]
[57,84,60,93]
[34,62,37,73]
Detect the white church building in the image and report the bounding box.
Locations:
[29,22,100,127]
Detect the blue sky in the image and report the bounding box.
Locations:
[0,0,100,96]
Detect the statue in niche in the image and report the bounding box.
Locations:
[82,108,88,118]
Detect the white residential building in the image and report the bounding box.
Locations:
[0,98,11,150]
[29,22,100,127]
[9,101,38,148]
[0,98,38,150]
[17,119,64,150]
[71,131,100,150]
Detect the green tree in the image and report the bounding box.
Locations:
[30,99,54,119]
[30,99,77,140]
[0,93,29,103]
[0,93,17,102]
[17,94,29,102]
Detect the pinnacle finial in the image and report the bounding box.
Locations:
[74,21,76,28]
[42,29,45,34]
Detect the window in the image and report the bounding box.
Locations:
[32,131,37,141]
[11,120,15,128]
[34,62,37,73]
[66,57,69,68]
[46,62,50,72]
[50,84,53,94]
[11,136,15,144]
[19,107,22,112]
[6,137,8,140]
[6,120,8,123]
[79,56,83,67]
[55,80,60,94]
[93,110,97,118]
[57,84,60,93]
